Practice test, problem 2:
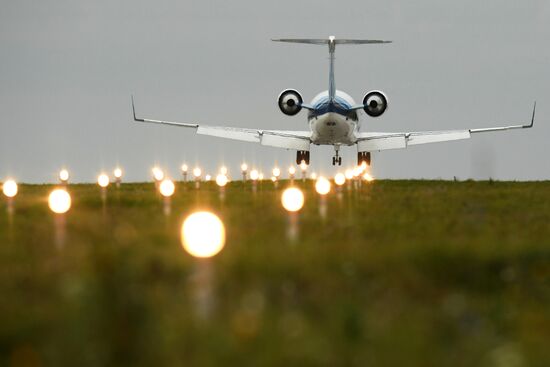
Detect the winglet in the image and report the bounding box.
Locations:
[131,95,144,122]
[525,101,536,128]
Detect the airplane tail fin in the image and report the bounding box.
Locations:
[272,36,392,102]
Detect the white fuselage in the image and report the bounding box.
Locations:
[308,90,362,146]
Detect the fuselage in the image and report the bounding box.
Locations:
[308,90,361,145]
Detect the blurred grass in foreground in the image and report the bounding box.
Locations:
[0,180,549,366]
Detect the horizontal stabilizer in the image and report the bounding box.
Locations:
[272,38,392,45]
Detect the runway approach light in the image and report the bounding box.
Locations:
[288,166,296,176]
[59,169,70,183]
[97,174,110,188]
[300,161,308,171]
[205,174,212,181]
[345,169,354,180]
[281,187,305,212]
[315,177,331,195]
[334,173,346,186]
[241,163,248,172]
[363,172,375,182]
[193,167,202,179]
[113,168,123,179]
[250,169,259,181]
[159,179,175,197]
[259,173,264,180]
[181,211,226,258]
[181,164,188,173]
[152,167,165,182]
[2,180,18,198]
[48,189,71,214]
[216,174,228,187]
[310,172,317,180]
[220,166,228,175]
[272,167,281,179]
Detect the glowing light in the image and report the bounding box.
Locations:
[97,174,110,188]
[353,167,362,177]
[59,169,70,182]
[181,211,226,258]
[113,168,123,179]
[272,167,281,178]
[345,170,354,180]
[259,173,264,180]
[310,172,317,180]
[220,166,228,175]
[250,170,259,181]
[363,172,375,182]
[205,174,212,181]
[334,173,346,186]
[193,167,202,178]
[300,161,308,171]
[271,176,277,182]
[48,189,71,214]
[281,187,305,212]
[181,164,188,173]
[241,163,248,172]
[315,177,331,195]
[288,166,296,175]
[159,179,175,197]
[216,174,228,187]
[152,167,164,181]
[2,180,18,198]
[360,161,368,170]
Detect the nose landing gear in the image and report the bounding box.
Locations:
[332,145,342,166]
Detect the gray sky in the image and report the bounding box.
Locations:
[1,0,549,183]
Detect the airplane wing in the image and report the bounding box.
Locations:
[131,97,311,151]
[356,103,536,152]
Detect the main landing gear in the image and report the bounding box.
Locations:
[296,150,310,165]
[358,152,371,166]
[332,145,342,166]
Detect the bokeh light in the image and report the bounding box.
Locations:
[288,166,296,175]
[97,174,110,188]
[281,187,305,212]
[363,172,375,182]
[310,172,317,180]
[114,168,123,179]
[334,173,346,186]
[272,167,281,178]
[181,164,188,173]
[152,167,165,182]
[315,177,331,195]
[345,169,354,180]
[220,166,228,175]
[300,161,308,171]
[193,167,202,178]
[181,211,226,258]
[250,170,259,181]
[48,189,71,214]
[241,163,248,172]
[216,174,228,187]
[159,179,175,197]
[2,180,18,198]
[205,174,212,181]
[59,169,70,183]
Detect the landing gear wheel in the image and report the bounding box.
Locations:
[358,152,371,166]
[332,157,336,166]
[296,150,310,165]
[338,157,342,166]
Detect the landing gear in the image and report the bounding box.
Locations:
[296,150,310,165]
[358,152,371,166]
[332,145,342,166]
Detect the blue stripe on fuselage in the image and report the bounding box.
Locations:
[309,96,357,119]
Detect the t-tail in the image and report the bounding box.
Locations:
[272,36,392,103]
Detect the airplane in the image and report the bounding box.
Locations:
[132,36,536,166]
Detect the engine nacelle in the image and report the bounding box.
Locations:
[278,89,303,116]
[363,90,388,117]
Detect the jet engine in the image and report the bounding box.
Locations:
[278,89,303,116]
[363,90,388,117]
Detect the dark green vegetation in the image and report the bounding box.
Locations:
[1,180,550,366]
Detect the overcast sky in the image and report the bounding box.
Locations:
[1,0,549,183]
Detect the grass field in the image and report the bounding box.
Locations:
[1,180,550,366]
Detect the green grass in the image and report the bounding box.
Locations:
[1,180,550,366]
